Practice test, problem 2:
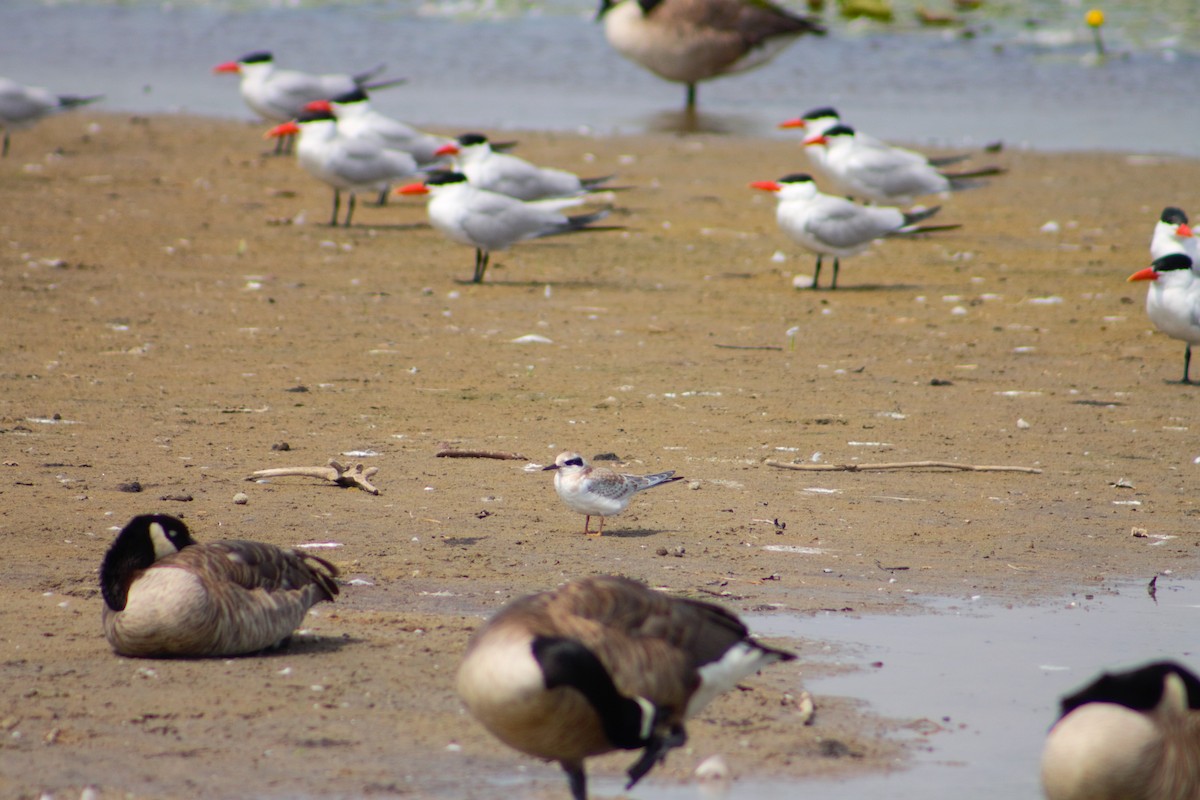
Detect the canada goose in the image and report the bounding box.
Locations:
[542,451,683,535]
[1041,660,1200,800]
[595,0,825,111]
[100,513,339,658]
[457,575,796,800]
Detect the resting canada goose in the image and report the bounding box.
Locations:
[595,0,825,111]
[100,513,339,658]
[457,575,796,799]
[1041,660,1200,800]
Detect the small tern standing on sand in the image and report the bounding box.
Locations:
[751,173,959,289]
[436,133,615,202]
[595,0,825,111]
[266,109,420,227]
[0,77,101,157]
[542,451,683,535]
[804,124,1003,205]
[397,173,618,283]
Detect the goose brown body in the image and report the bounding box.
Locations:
[101,514,339,658]
[597,0,825,109]
[457,575,794,799]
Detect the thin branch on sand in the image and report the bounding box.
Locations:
[764,459,1042,474]
[249,459,381,494]
[435,449,528,461]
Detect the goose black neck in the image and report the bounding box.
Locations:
[532,636,650,750]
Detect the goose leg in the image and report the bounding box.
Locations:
[564,762,587,800]
[625,725,687,790]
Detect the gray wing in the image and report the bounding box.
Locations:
[806,199,904,248]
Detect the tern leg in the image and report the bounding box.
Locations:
[1,131,8,158]
[1184,344,1194,384]
[344,192,357,227]
[330,189,341,227]
[376,188,389,207]
[472,249,490,283]
[811,255,822,290]
[831,257,841,290]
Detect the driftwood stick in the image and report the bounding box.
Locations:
[249,459,381,494]
[436,449,527,461]
[764,459,1042,474]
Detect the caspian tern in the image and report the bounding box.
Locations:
[1149,206,1196,263]
[804,124,1004,205]
[0,77,101,157]
[1128,251,1200,384]
[595,0,825,110]
[542,451,683,535]
[750,173,959,289]
[396,172,619,283]
[214,51,404,154]
[267,109,421,227]
[436,133,616,202]
[305,89,452,167]
[779,106,976,180]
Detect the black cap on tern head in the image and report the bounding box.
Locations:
[331,87,369,105]
[425,171,470,187]
[778,173,815,185]
[297,109,336,124]
[803,107,839,120]
[1161,207,1189,225]
[822,124,855,138]
[456,132,489,146]
[239,51,274,64]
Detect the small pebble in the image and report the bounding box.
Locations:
[233,492,249,505]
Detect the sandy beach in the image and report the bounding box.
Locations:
[2,110,1199,799]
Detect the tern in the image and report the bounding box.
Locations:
[804,124,1003,205]
[305,88,452,167]
[0,77,101,157]
[101,513,339,658]
[436,133,616,202]
[1041,661,1200,800]
[457,574,795,800]
[595,0,825,110]
[267,109,421,227]
[397,172,619,283]
[214,51,404,153]
[779,106,977,182]
[751,173,959,289]
[1128,251,1200,384]
[542,451,683,535]
[1149,206,1196,263]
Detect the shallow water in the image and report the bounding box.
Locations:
[1,0,1197,155]
[582,577,1198,800]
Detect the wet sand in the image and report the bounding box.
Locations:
[2,112,1199,799]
